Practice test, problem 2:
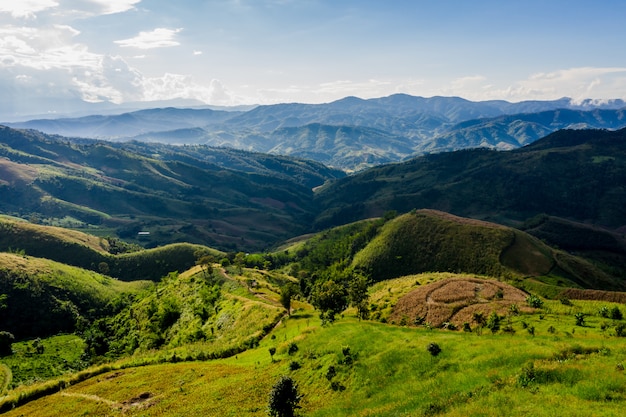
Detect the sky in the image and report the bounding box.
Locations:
[1,0,626,118]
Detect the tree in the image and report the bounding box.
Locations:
[310,280,348,324]
[280,284,297,316]
[267,375,302,417]
[234,252,246,274]
[195,250,215,280]
[269,347,276,362]
[348,273,370,320]
[0,331,15,356]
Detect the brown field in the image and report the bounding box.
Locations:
[559,288,626,303]
[389,276,530,327]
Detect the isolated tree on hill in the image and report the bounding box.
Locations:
[280,283,298,316]
[310,279,348,324]
[267,375,302,417]
[348,272,370,320]
[195,250,215,280]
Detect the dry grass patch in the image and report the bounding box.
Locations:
[390,277,529,327]
[558,288,626,303]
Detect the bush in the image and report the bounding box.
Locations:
[526,294,544,309]
[427,342,441,357]
[288,361,301,371]
[287,342,299,355]
[574,312,586,327]
[267,376,302,417]
[610,306,623,320]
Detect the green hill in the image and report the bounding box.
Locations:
[315,127,626,231]
[0,252,152,339]
[0,217,222,281]
[0,125,344,252]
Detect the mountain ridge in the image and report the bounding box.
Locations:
[7,94,626,170]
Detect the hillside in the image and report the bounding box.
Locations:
[0,125,344,251]
[0,217,222,281]
[315,128,626,231]
[350,210,621,290]
[0,252,152,339]
[3,273,626,416]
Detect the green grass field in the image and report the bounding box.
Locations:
[2,272,625,416]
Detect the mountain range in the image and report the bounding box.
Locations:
[6,94,626,171]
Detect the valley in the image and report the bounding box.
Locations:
[0,100,625,415]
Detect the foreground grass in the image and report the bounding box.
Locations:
[3,308,625,416]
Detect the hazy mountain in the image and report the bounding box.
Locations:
[7,94,626,170]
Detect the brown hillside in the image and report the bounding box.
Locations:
[558,288,626,304]
[389,277,531,327]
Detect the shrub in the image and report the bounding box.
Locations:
[598,306,610,318]
[574,312,586,327]
[526,294,544,309]
[267,376,302,417]
[486,312,501,334]
[615,323,626,337]
[288,361,301,371]
[427,342,441,357]
[610,306,623,321]
[325,365,336,380]
[559,297,572,306]
[287,342,299,355]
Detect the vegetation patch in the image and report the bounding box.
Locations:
[389,276,529,327]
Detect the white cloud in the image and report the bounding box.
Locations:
[430,67,626,103]
[115,28,183,49]
[141,74,241,105]
[0,0,58,19]
[86,0,141,15]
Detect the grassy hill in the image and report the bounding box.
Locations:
[2,272,626,416]
[0,217,222,281]
[296,210,620,291]
[0,252,152,339]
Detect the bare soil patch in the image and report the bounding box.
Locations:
[390,277,530,327]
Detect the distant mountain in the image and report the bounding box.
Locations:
[421,108,626,153]
[8,94,626,170]
[0,125,344,251]
[6,108,243,139]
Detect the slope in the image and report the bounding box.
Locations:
[315,128,626,230]
[0,217,221,281]
[350,210,621,290]
[0,252,152,339]
[0,125,344,251]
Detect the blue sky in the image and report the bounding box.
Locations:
[1,0,626,117]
